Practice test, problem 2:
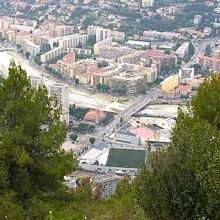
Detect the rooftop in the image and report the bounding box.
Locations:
[129,126,157,139]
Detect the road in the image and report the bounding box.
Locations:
[95,37,220,143]
[184,37,220,68]
[95,87,159,141]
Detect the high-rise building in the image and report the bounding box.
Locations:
[30,76,43,89]
[48,83,69,124]
[91,174,121,199]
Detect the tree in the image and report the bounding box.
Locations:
[164,49,171,54]
[101,84,110,92]
[25,51,31,58]
[89,137,96,145]
[191,75,220,130]
[0,75,4,84]
[75,78,79,85]
[98,61,108,68]
[53,42,59,48]
[87,35,96,46]
[16,44,21,49]
[134,77,220,220]
[70,133,78,142]
[0,62,76,218]
[77,42,83,48]
[96,83,102,91]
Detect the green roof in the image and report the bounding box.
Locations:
[106,148,147,168]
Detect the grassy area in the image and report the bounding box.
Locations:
[106,148,146,168]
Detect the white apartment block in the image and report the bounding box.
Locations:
[41,47,63,63]
[94,38,113,55]
[58,34,88,50]
[48,83,69,124]
[91,174,120,199]
[179,67,195,83]
[25,40,40,57]
[87,26,125,42]
[142,0,154,7]
[175,42,190,59]
[30,76,43,89]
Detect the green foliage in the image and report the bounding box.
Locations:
[134,76,220,220]
[45,65,62,78]
[102,112,114,126]
[53,42,59,48]
[96,83,102,91]
[164,49,171,54]
[76,53,92,60]
[0,62,76,219]
[87,35,96,46]
[96,83,110,92]
[25,51,31,58]
[72,123,95,134]
[113,87,127,96]
[89,137,95,144]
[75,78,79,84]
[34,53,42,65]
[0,75,4,84]
[97,61,108,68]
[70,133,78,142]
[69,105,88,120]
[81,176,147,220]
[47,52,68,64]
[191,76,220,130]
[41,43,51,53]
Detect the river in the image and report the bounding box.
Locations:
[0,51,134,112]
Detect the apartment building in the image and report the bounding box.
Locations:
[91,174,120,199]
[58,34,88,50]
[48,83,69,124]
[87,26,125,42]
[98,45,134,60]
[175,42,190,58]
[25,40,40,57]
[94,38,113,55]
[179,67,195,83]
[142,0,154,7]
[58,59,97,78]
[142,31,181,40]
[160,75,180,92]
[198,54,220,72]
[109,64,158,94]
[67,47,92,55]
[41,47,63,63]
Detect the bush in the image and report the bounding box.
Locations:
[70,133,78,142]
[89,137,96,144]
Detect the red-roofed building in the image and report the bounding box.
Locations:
[63,53,75,64]
[85,110,106,124]
[198,53,220,72]
[145,49,177,70]
[129,126,158,145]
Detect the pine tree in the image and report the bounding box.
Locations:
[0,62,76,218]
[134,76,220,220]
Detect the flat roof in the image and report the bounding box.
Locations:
[106,148,147,168]
[125,40,150,46]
